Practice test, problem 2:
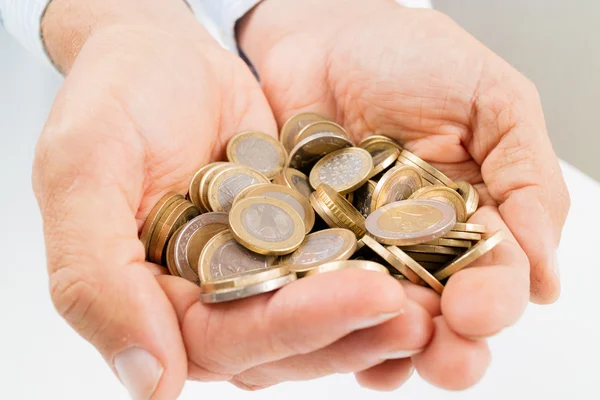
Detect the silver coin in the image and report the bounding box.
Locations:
[199,273,297,303]
[235,136,281,174]
[218,173,260,212]
[289,233,345,264]
[260,191,305,219]
[209,238,272,280]
[243,203,295,242]
[288,132,353,172]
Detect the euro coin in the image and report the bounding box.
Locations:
[227,131,288,179]
[452,222,486,234]
[396,156,444,187]
[387,246,445,294]
[207,165,270,212]
[358,135,403,153]
[360,235,422,284]
[295,121,349,146]
[352,180,377,218]
[410,185,468,223]
[309,147,373,194]
[232,183,315,233]
[272,168,313,198]
[198,230,277,283]
[365,199,456,245]
[280,112,327,152]
[140,192,184,258]
[424,237,472,248]
[288,132,353,172]
[188,164,216,212]
[303,259,390,277]
[169,213,229,284]
[399,150,458,190]
[443,231,482,241]
[368,147,400,179]
[148,199,199,264]
[399,244,462,256]
[370,165,423,211]
[229,196,305,255]
[198,162,232,211]
[281,228,357,275]
[456,181,479,219]
[312,184,366,237]
[434,230,504,281]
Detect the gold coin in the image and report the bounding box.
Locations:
[399,150,458,190]
[198,162,232,211]
[404,251,455,263]
[365,199,456,245]
[280,112,327,153]
[309,192,341,230]
[201,265,291,292]
[272,168,313,198]
[424,237,472,248]
[456,181,479,219]
[198,230,277,283]
[226,131,288,179]
[434,230,504,280]
[370,165,423,212]
[309,147,374,194]
[288,132,353,172]
[387,246,445,294]
[452,222,487,234]
[396,157,444,187]
[409,186,468,223]
[148,199,199,265]
[140,192,184,258]
[304,259,390,277]
[313,184,366,237]
[281,228,357,275]
[295,121,349,146]
[232,183,315,233]
[444,231,482,241]
[360,235,422,284]
[148,197,187,264]
[368,147,400,179]
[188,164,220,212]
[229,196,305,255]
[358,135,403,153]
[399,244,462,256]
[165,226,182,277]
[207,165,270,212]
[352,180,377,218]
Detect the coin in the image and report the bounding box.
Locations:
[288,132,353,172]
[303,259,390,277]
[232,183,315,233]
[424,237,472,248]
[312,184,366,237]
[399,150,458,190]
[433,230,504,281]
[360,235,422,284]
[165,226,183,277]
[352,180,377,218]
[229,196,305,255]
[170,213,229,284]
[188,165,216,212]
[370,165,423,211]
[443,231,482,241]
[281,228,357,275]
[272,168,313,198]
[207,165,270,212]
[399,244,462,256]
[295,121,349,146]
[396,156,444,186]
[365,199,456,245]
[280,112,327,152]
[386,246,444,294]
[148,199,199,264]
[199,266,296,303]
[452,222,486,234]
[456,181,479,219]
[198,162,232,211]
[409,186,468,223]
[369,147,400,179]
[309,147,373,194]
[140,192,184,258]
[226,131,288,179]
[198,230,277,283]
[358,135,403,153]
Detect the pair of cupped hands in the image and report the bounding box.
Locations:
[33,0,569,398]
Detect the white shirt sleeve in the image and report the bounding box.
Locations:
[0,0,51,64]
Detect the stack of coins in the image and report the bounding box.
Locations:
[140,112,503,303]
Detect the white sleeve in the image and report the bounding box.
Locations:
[0,0,51,64]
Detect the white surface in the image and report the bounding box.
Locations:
[1,27,600,400]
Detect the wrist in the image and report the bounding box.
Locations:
[41,0,199,73]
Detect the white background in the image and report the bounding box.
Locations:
[1,14,600,400]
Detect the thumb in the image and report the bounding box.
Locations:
[33,126,187,399]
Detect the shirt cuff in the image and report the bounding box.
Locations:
[0,0,52,66]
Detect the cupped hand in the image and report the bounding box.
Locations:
[239,0,570,390]
[33,0,434,398]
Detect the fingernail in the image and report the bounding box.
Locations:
[382,348,424,360]
[114,347,163,400]
[352,310,404,331]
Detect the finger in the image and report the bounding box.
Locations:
[160,269,406,379]
[412,316,490,390]
[355,359,414,391]
[33,132,186,399]
[229,300,432,389]
[470,65,570,303]
[441,206,529,338]
[399,281,441,317]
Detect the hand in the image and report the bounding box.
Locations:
[238,0,570,390]
[33,0,435,398]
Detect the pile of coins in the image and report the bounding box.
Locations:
[140,114,503,303]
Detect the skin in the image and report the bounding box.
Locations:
[32,0,569,398]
